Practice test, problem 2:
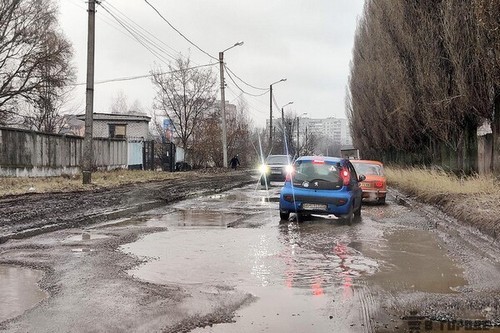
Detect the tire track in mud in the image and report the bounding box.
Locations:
[357,282,376,333]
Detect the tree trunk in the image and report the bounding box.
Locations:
[493,89,500,175]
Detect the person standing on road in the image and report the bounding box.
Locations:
[230,154,240,170]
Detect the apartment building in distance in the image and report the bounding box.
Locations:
[266,116,353,147]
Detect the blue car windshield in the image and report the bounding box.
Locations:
[294,161,340,182]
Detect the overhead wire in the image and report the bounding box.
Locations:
[72,63,216,86]
[103,1,192,64]
[143,0,218,62]
[99,3,176,65]
[67,0,156,51]
[73,0,280,126]
[225,86,267,115]
[224,65,270,97]
[224,66,268,91]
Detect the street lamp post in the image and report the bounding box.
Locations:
[280,101,293,124]
[269,78,287,152]
[219,41,243,167]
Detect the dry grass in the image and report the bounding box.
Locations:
[386,166,500,237]
[385,167,498,200]
[0,170,184,197]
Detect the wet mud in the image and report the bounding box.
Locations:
[1,177,500,332]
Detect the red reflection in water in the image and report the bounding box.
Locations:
[311,276,324,296]
[281,237,355,300]
[334,243,354,300]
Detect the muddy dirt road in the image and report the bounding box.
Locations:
[1,177,500,332]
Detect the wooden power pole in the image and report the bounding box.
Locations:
[82,0,96,184]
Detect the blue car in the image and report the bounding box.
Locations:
[279,156,365,222]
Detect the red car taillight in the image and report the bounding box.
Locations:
[374,181,384,188]
[283,194,293,202]
[341,168,350,186]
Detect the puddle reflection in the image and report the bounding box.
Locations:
[278,222,378,300]
[367,229,466,293]
[0,265,47,322]
[65,232,109,242]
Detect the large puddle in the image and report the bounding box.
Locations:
[121,214,380,332]
[0,265,47,323]
[119,191,474,332]
[363,229,466,293]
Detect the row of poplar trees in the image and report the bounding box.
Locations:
[347,0,500,174]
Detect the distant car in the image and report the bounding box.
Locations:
[350,160,387,204]
[279,156,365,223]
[175,161,192,172]
[259,154,293,186]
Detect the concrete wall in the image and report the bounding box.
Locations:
[478,134,493,175]
[0,127,127,177]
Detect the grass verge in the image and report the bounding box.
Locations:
[0,170,186,197]
[386,167,500,238]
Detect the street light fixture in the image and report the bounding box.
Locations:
[219,41,244,167]
[281,101,293,124]
[269,78,287,151]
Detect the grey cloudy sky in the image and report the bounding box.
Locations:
[58,0,365,128]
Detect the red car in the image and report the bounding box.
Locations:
[351,160,387,204]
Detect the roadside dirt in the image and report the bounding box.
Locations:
[0,169,255,243]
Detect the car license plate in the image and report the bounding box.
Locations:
[302,203,327,210]
[271,170,281,174]
[360,183,371,188]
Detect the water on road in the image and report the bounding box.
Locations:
[119,184,482,332]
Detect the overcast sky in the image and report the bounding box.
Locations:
[58,0,365,128]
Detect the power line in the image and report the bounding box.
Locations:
[103,1,191,63]
[72,63,216,86]
[144,0,218,61]
[224,66,268,91]
[224,65,270,97]
[99,3,175,65]
[225,86,267,115]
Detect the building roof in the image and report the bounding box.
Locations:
[76,112,151,122]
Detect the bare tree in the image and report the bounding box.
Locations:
[227,96,252,162]
[0,0,74,128]
[108,91,144,114]
[109,91,129,114]
[151,57,217,153]
[190,96,253,168]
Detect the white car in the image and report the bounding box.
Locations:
[259,155,293,186]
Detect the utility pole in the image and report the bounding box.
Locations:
[269,78,286,153]
[269,84,273,151]
[219,51,228,168]
[82,0,96,184]
[296,117,300,157]
[219,42,243,168]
